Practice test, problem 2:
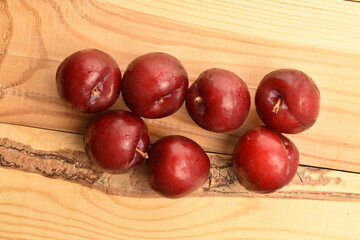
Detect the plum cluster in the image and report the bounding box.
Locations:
[56,49,320,197]
[234,69,320,193]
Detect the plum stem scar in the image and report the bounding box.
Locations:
[136,148,149,159]
[92,88,99,97]
[272,97,282,113]
[157,98,164,103]
[195,96,204,103]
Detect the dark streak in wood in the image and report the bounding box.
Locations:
[296,171,304,184]
[41,0,109,52]
[6,88,63,106]
[0,0,49,90]
[344,0,360,3]
[0,0,13,74]
[0,0,49,104]
[19,0,48,58]
[0,89,4,100]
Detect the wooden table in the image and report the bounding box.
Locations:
[1,0,360,239]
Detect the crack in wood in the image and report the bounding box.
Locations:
[0,138,102,186]
[3,143,76,165]
[296,172,304,184]
[0,137,358,200]
[0,153,21,168]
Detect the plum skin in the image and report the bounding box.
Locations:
[121,52,189,118]
[147,135,210,198]
[232,127,299,193]
[83,110,149,173]
[56,49,121,113]
[186,68,251,132]
[255,69,320,134]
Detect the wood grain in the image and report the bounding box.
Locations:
[1,1,360,239]
[0,0,359,172]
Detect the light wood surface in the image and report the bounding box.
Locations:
[1,167,359,240]
[1,0,360,239]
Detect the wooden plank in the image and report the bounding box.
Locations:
[1,0,360,173]
[0,124,359,240]
[0,168,359,240]
[0,1,360,239]
[1,122,359,200]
